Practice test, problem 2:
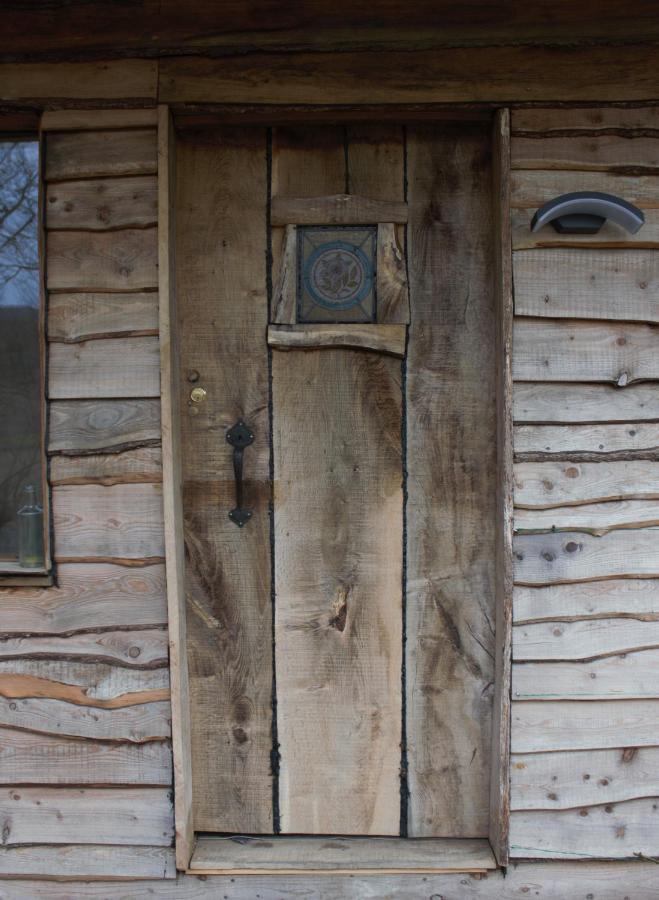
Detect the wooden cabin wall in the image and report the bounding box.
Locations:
[509,106,659,859]
[0,113,176,880]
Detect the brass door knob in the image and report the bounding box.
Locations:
[190,387,207,403]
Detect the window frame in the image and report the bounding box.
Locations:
[0,122,51,583]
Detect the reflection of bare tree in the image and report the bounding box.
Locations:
[0,141,40,557]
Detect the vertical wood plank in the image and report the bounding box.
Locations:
[177,126,272,833]
[158,105,193,868]
[489,108,514,866]
[272,125,403,835]
[405,123,496,837]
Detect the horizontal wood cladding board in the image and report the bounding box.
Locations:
[513,382,659,424]
[0,659,168,700]
[0,61,158,101]
[511,699,659,751]
[515,499,659,534]
[267,323,406,356]
[0,563,167,633]
[514,528,659,584]
[47,229,158,292]
[50,446,163,486]
[48,399,161,453]
[0,786,172,846]
[514,579,659,623]
[46,176,158,231]
[509,798,659,859]
[512,107,659,133]
[271,193,408,224]
[5,862,659,898]
[0,628,168,667]
[511,747,659,810]
[52,483,165,561]
[511,171,659,209]
[41,108,159,131]
[514,460,659,508]
[512,319,659,384]
[0,845,175,880]
[190,836,495,874]
[159,46,659,103]
[0,726,172,786]
[514,423,659,456]
[0,696,171,742]
[512,135,659,172]
[48,292,159,342]
[513,250,659,323]
[513,649,659,699]
[512,208,659,250]
[48,337,160,399]
[513,618,659,661]
[45,129,157,180]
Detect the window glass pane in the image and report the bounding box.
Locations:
[0,140,42,562]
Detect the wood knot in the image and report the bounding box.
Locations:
[329,587,349,633]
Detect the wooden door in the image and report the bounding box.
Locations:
[176,122,496,839]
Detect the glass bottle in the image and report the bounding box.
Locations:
[18,485,44,568]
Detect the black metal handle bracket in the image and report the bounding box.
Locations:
[226,420,254,527]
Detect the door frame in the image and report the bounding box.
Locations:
[158,103,513,872]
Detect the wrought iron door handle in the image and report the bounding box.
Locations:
[226,420,254,527]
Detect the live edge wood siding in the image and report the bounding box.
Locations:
[0,115,175,880]
[510,108,659,860]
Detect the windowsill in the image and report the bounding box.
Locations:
[0,561,53,586]
[188,835,497,876]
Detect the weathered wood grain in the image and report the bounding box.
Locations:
[159,45,659,104]
[0,696,171,742]
[376,223,410,323]
[48,399,161,454]
[271,193,407,225]
[514,250,659,323]
[511,699,659,751]
[273,350,403,835]
[41,108,159,131]
[0,845,175,880]
[509,798,659,858]
[514,460,659,508]
[514,422,659,457]
[515,500,659,535]
[406,124,496,837]
[48,292,159,342]
[514,579,659,623]
[513,382,659,425]
[0,61,158,102]
[0,786,172,846]
[0,563,167,633]
[45,129,157,181]
[513,319,659,384]
[177,126,273,833]
[48,337,160,400]
[511,171,659,209]
[513,618,659,661]
[512,207,659,250]
[191,835,495,874]
[0,628,168,668]
[0,726,172,786]
[513,649,659,699]
[50,446,163,486]
[47,229,158,292]
[46,176,157,231]
[512,135,659,172]
[271,223,297,324]
[268,323,406,356]
[52,483,164,561]
[511,747,659,809]
[514,528,659,584]
[0,660,169,700]
[512,107,659,134]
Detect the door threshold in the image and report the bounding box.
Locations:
[188,835,497,875]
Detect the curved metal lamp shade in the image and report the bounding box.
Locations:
[531,191,645,235]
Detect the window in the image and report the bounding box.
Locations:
[0,137,47,573]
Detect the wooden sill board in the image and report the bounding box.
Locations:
[188,836,497,875]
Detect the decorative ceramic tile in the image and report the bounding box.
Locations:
[296,226,377,323]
